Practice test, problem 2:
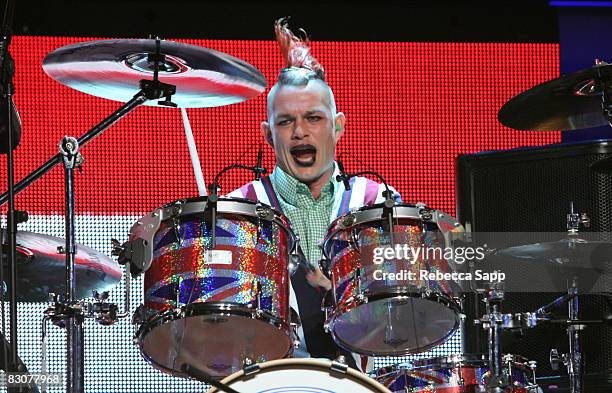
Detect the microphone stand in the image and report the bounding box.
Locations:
[335,161,397,241]
[208,152,267,248]
[0,0,21,390]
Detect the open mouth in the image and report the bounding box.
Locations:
[290,144,317,167]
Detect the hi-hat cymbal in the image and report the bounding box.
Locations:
[2,231,123,302]
[42,39,267,108]
[492,238,612,264]
[498,64,612,131]
[484,238,612,293]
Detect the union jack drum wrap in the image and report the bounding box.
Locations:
[135,197,297,378]
[321,204,464,356]
[373,354,538,393]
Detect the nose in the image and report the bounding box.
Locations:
[292,119,308,140]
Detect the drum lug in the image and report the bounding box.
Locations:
[339,213,356,229]
[527,360,538,386]
[251,279,263,312]
[353,266,363,298]
[255,203,275,221]
[131,304,147,325]
[289,253,300,276]
[243,358,260,376]
[355,293,367,305]
[322,305,332,333]
[418,206,434,222]
[331,356,349,373]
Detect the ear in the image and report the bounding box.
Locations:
[261,121,274,147]
[334,112,346,141]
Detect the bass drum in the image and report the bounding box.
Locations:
[207,358,392,393]
[131,197,297,378]
[322,203,465,356]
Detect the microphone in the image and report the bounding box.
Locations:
[0,43,21,154]
[336,155,351,191]
[254,147,264,181]
[0,97,21,154]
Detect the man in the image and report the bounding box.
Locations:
[228,18,400,370]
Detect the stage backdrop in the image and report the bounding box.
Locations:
[0,36,559,392]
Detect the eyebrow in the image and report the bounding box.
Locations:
[274,109,326,121]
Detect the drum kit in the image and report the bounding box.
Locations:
[0,33,611,393]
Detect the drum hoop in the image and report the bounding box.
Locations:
[333,289,461,318]
[372,353,487,379]
[409,353,487,370]
[158,196,297,251]
[328,292,461,356]
[208,358,391,393]
[136,302,291,343]
[135,302,293,378]
[321,203,460,260]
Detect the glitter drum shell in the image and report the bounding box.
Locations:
[135,197,296,378]
[372,354,538,392]
[321,204,465,356]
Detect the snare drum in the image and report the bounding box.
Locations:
[132,197,297,378]
[373,354,539,392]
[322,204,464,356]
[207,358,392,393]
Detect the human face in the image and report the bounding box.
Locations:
[261,81,345,189]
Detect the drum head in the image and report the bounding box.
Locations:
[139,304,292,378]
[207,358,392,393]
[330,295,459,355]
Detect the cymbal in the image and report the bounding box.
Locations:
[498,64,612,131]
[42,39,267,108]
[591,156,612,173]
[483,238,612,292]
[2,231,123,302]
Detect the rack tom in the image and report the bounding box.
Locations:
[131,197,297,378]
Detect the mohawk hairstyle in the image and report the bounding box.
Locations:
[274,17,325,83]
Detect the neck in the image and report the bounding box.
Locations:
[306,165,334,200]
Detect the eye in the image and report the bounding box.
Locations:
[307,115,322,122]
[277,119,292,127]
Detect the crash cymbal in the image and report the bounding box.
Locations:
[42,39,267,108]
[2,231,122,302]
[498,64,612,131]
[591,156,612,173]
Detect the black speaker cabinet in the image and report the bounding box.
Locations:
[456,139,612,388]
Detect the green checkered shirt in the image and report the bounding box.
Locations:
[269,165,340,265]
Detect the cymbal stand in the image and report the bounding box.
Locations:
[60,136,84,393]
[567,280,583,393]
[30,39,175,393]
[476,285,509,393]
[549,279,584,393]
[0,0,21,390]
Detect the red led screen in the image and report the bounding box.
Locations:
[3,37,560,217]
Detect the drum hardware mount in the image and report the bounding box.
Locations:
[475,286,514,393]
[549,279,584,393]
[242,357,260,376]
[207,158,270,248]
[330,355,349,373]
[0,41,177,391]
[36,50,176,391]
[567,201,590,234]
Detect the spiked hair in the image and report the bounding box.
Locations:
[267,18,337,118]
[274,17,325,82]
